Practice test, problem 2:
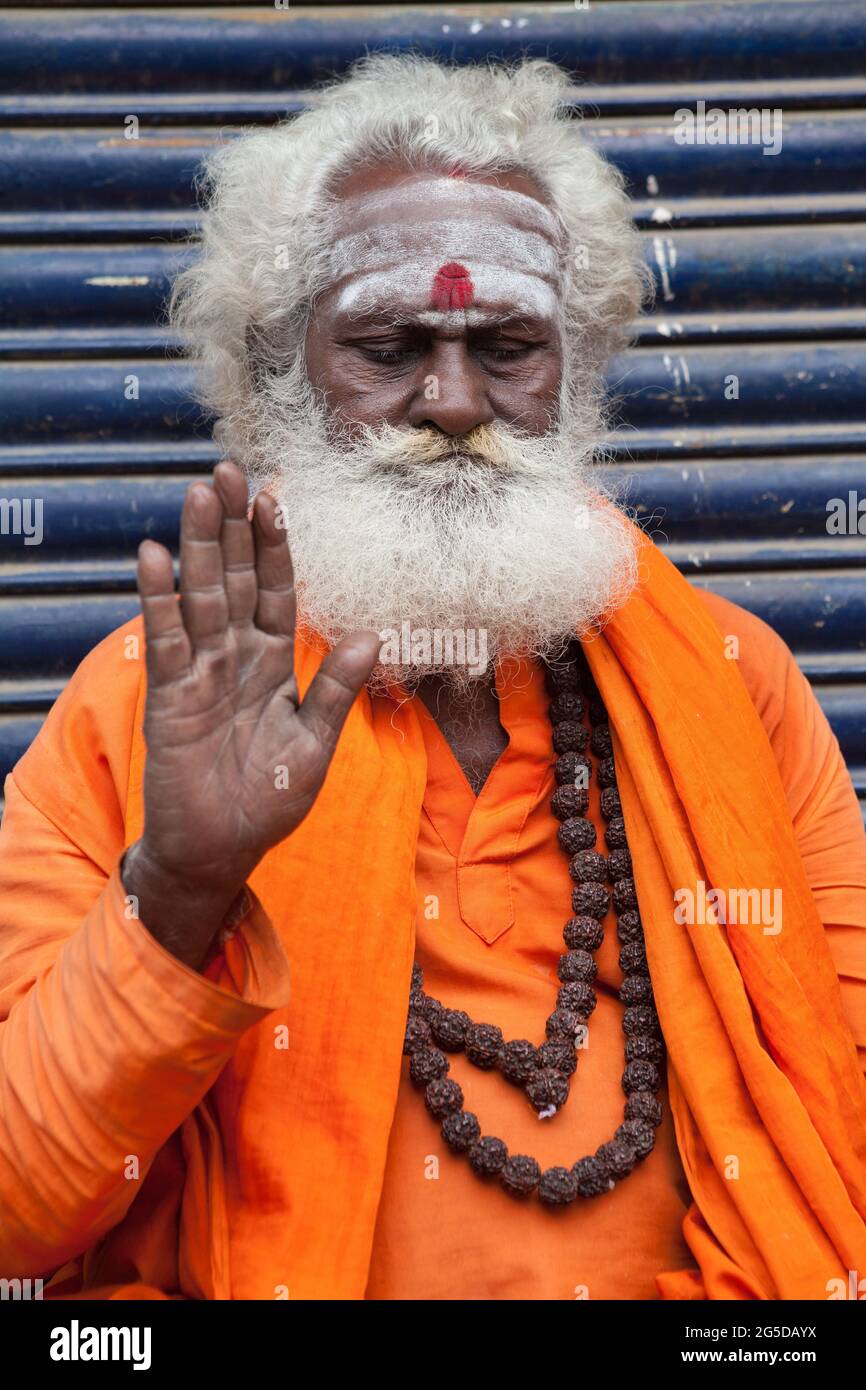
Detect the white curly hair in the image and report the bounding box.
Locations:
[171,52,653,468]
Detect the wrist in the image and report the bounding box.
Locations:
[123,838,248,904]
[121,840,250,971]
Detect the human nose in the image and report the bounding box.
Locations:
[406,339,496,435]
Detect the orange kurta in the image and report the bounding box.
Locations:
[366,598,866,1299]
[366,655,695,1300]
[1,534,866,1300]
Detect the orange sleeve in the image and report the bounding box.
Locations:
[697,590,866,1069]
[0,626,291,1281]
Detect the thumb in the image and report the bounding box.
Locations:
[296,629,382,752]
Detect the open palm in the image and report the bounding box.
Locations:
[132,460,380,902]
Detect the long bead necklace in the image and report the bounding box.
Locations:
[403,641,665,1205]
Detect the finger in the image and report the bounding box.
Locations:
[296,629,381,753]
[179,479,229,651]
[137,539,191,685]
[252,492,296,640]
[212,460,257,628]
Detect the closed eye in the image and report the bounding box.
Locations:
[479,346,533,361]
[362,347,417,364]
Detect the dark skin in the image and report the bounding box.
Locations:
[125,160,563,967]
[305,162,563,792]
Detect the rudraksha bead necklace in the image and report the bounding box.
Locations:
[403,641,665,1206]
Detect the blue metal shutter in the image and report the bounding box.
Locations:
[0,2,864,821]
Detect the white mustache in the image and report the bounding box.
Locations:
[347,421,549,473]
[260,405,639,694]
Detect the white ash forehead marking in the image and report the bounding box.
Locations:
[334,264,560,321]
[330,177,562,243]
[326,178,565,330]
[415,307,549,331]
[329,220,561,283]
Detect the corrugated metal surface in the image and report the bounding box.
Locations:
[1,2,864,819]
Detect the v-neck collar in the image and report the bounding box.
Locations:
[408,657,554,944]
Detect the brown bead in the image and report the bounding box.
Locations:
[596,1137,637,1178]
[605,815,628,849]
[424,1076,464,1117]
[556,982,596,1020]
[469,1136,508,1177]
[626,1035,664,1065]
[557,817,596,855]
[622,1059,661,1095]
[600,786,622,820]
[616,1118,656,1160]
[562,916,604,951]
[544,656,583,695]
[608,847,632,880]
[526,1067,569,1111]
[616,910,643,944]
[441,1110,481,1152]
[572,1154,613,1197]
[546,1007,583,1041]
[409,1046,449,1086]
[499,1038,539,1083]
[555,750,591,786]
[501,1154,541,1197]
[465,1022,503,1069]
[557,949,597,984]
[613,876,638,913]
[403,1014,432,1055]
[591,723,613,758]
[552,721,586,754]
[548,691,585,724]
[620,975,654,1006]
[598,756,617,789]
[431,1007,471,1051]
[551,785,589,821]
[416,994,444,1024]
[571,881,610,920]
[623,1004,660,1037]
[538,1165,578,1205]
[619,940,648,975]
[537,1039,578,1076]
[588,694,608,725]
[568,849,608,884]
[625,1091,663,1127]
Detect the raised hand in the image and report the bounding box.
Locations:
[122,461,381,968]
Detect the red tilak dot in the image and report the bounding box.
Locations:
[430,262,475,311]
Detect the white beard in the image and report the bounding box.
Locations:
[251,386,639,694]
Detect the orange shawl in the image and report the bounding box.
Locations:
[67,530,866,1297]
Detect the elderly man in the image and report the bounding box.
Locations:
[1,55,865,1303]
